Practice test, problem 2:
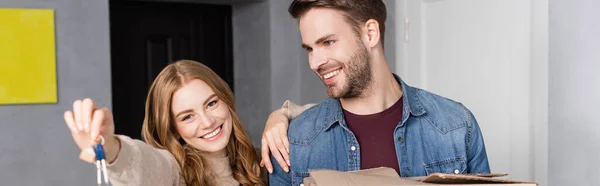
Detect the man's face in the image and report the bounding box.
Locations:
[299,8,372,99]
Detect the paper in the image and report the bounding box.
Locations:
[0,8,57,104]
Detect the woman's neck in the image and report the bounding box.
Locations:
[202,148,227,158]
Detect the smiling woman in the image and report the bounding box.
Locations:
[141,60,256,185]
[62,60,309,186]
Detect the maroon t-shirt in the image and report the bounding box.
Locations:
[343,96,404,175]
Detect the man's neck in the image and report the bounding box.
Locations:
[340,55,403,115]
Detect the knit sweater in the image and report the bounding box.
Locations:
[106,135,238,186]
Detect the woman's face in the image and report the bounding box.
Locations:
[171,79,233,157]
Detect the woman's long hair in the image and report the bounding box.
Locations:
[141,60,264,185]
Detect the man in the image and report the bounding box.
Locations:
[262,0,490,185]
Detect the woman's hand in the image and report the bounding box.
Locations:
[64,98,120,163]
[260,108,291,173]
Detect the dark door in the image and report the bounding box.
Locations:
[109,1,233,140]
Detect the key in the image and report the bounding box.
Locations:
[95,152,102,185]
[95,136,110,185]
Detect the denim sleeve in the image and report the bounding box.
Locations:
[268,154,292,186]
[466,109,491,174]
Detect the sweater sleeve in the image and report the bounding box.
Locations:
[281,100,316,119]
[106,135,183,186]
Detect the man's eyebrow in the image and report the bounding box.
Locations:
[314,34,335,45]
[301,34,336,49]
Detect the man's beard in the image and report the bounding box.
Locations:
[327,44,372,99]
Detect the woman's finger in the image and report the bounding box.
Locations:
[90,109,105,142]
[82,98,96,133]
[64,111,78,134]
[73,100,83,132]
[267,132,289,172]
[261,138,273,173]
[273,130,290,166]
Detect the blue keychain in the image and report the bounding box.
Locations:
[95,136,109,185]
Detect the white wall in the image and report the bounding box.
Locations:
[549,0,600,185]
[392,0,548,184]
[530,0,548,185]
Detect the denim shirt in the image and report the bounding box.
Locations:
[269,75,490,186]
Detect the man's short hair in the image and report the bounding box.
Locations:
[288,0,387,45]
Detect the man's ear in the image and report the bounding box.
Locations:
[362,19,381,48]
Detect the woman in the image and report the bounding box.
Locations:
[64,60,308,186]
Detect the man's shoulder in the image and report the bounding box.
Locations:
[411,87,466,110]
[290,98,335,122]
[287,98,338,141]
[409,86,475,131]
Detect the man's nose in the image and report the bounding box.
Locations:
[309,50,329,71]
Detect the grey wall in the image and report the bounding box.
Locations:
[0,0,111,185]
[231,1,273,147]
[268,0,326,113]
[232,0,329,147]
[549,0,600,185]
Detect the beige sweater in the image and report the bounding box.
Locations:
[107,135,238,186]
[104,101,313,186]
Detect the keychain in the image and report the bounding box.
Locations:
[78,136,109,185]
[95,136,109,185]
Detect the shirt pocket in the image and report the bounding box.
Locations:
[292,171,310,186]
[424,157,467,175]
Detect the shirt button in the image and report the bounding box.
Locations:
[397,136,403,142]
[300,184,304,186]
[351,146,356,151]
[454,169,460,174]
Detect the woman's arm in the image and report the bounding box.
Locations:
[106,135,182,186]
[63,99,182,186]
[260,100,315,173]
[281,100,316,119]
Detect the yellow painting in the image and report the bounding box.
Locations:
[0,8,57,104]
